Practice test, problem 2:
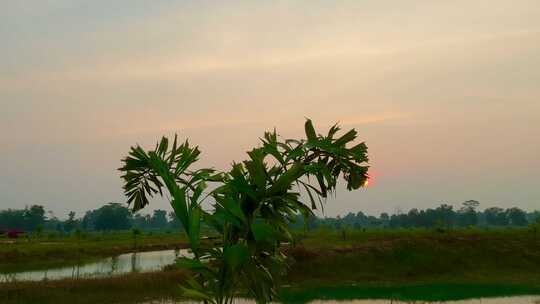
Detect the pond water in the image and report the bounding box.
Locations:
[0,249,192,282]
[306,297,540,303]
[148,296,540,303]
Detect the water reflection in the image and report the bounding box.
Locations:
[310,297,540,303]
[309,297,540,303]
[0,249,192,282]
[147,296,540,304]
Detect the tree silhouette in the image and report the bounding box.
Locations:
[119,119,369,303]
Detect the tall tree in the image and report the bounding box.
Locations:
[150,209,168,229]
[64,211,79,232]
[484,207,508,226]
[458,200,479,227]
[24,205,46,231]
[506,207,528,226]
[119,119,369,303]
[0,209,25,230]
[91,203,132,231]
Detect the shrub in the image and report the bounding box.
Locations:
[119,119,369,303]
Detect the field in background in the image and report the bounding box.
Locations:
[288,228,540,285]
[1,228,540,303]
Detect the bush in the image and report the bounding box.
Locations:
[530,218,540,234]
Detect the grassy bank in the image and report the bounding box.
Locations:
[0,231,187,272]
[1,228,539,303]
[0,270,187,304]
[287,228,540,286]
[3,274,540,304]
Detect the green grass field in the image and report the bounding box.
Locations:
[287,228,540,286]
[1,228,539,303]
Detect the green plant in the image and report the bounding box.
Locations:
[119,119,369,303]
[131,228,142,249]
[33,225,43,240]
[530,217,540,236]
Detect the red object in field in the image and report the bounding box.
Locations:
[7,229,24,239]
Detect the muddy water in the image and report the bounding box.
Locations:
[0,249,192,282]
[148,296,540,303]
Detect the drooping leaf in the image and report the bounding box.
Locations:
[188,207,201,251]
[301,182,317,209]
[170,186,189,230]
[219,197,247,223]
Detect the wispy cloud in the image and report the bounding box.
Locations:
[1,0,539,216]
[339,113,410,126]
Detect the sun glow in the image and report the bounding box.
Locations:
[363,178,370,188]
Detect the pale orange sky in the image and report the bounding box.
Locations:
[1,1,539,218]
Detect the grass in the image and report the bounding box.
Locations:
[0,270,187,304]
[1,228,540,303]
[287,227,540,286]
[0,231,187,272]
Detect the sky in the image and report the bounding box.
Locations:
[1,1,539,219]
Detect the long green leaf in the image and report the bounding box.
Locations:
[304,119,317,142]
[224,244,249,270]
[251,222,275,242]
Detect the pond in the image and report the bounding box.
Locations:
[303,297,540,303]
[0,249,191,282]
[148,296,540,303]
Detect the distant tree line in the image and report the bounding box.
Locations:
[291,200,540,230]
[0,205,46,232]
[0,203,180,233]
[1,200,539,234]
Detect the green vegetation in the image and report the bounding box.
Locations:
[1,228,540,303]
[291,203,539,230]
[0,204,180,235]
[281,229,540,303]
[119,119,369,303]
[3,202,537,237]
[0,270,188,304]
[287,228,540,285]
[0,205,46,232]
[531,217,540,235]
